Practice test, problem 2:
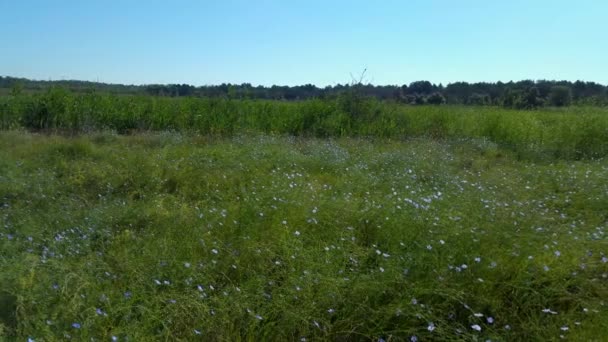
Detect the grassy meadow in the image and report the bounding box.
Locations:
[1,93,608,340]
[0,127,607,340]
[1,91,608,159]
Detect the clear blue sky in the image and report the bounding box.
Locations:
[1,0,606,86]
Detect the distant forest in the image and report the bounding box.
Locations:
[2,76,607,108]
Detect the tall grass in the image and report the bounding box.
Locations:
[1,132,607,340]
[1,90,607,159]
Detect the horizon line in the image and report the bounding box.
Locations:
[2,74,607,88]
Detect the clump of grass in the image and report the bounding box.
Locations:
[1,132,607,340]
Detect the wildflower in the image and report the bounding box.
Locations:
[72,322,81,329]
[471,324,482,331]
[327,308,335,314]
[410,336,418,342]
[294,230,300,236]
[255,314,263,320]
[487,316,494,324]
[560,326,569,331]
[554,251,561,257]
[184,262,191,268]
[111,336,118,341]
[211,248,218,254]
[194,329,202,335]
[379,267,385,272]
[427,322,436,332]
[602,256,608,263]
[426,245,433,250]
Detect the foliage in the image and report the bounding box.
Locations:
[1,133,607,340]
[1,91,607,158]
[549,86,573,107]
[468,93,490,106]
[426,92,446,105]
[2,76,607,107]
[502,87,544,109]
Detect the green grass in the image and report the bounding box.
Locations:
[1,131,607,340]
[1,91,608,159]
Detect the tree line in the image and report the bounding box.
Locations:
[2,76,607,108]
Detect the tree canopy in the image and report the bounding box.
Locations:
[1,76,607,108]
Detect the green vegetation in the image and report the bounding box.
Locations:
[1,86,607,340]
[1,90,608,159]
[1,132,607,340]
[2,76,608,106]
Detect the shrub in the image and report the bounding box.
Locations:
[549,86,572,107]
[426,92,446,105]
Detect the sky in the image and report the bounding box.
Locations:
[1,0,606,86]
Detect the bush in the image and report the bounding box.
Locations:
[549,86,572,107]
[426,92,446,105]
[468,93,490,105]
[502,87,544,109]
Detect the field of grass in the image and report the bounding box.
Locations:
[1,131,607,340]
[2,91,608,159]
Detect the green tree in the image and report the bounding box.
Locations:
[10,81,23,96]
[548,86,572,107]
[426,92,445,105]
[468,93,490,105]
[519,87,544,109]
